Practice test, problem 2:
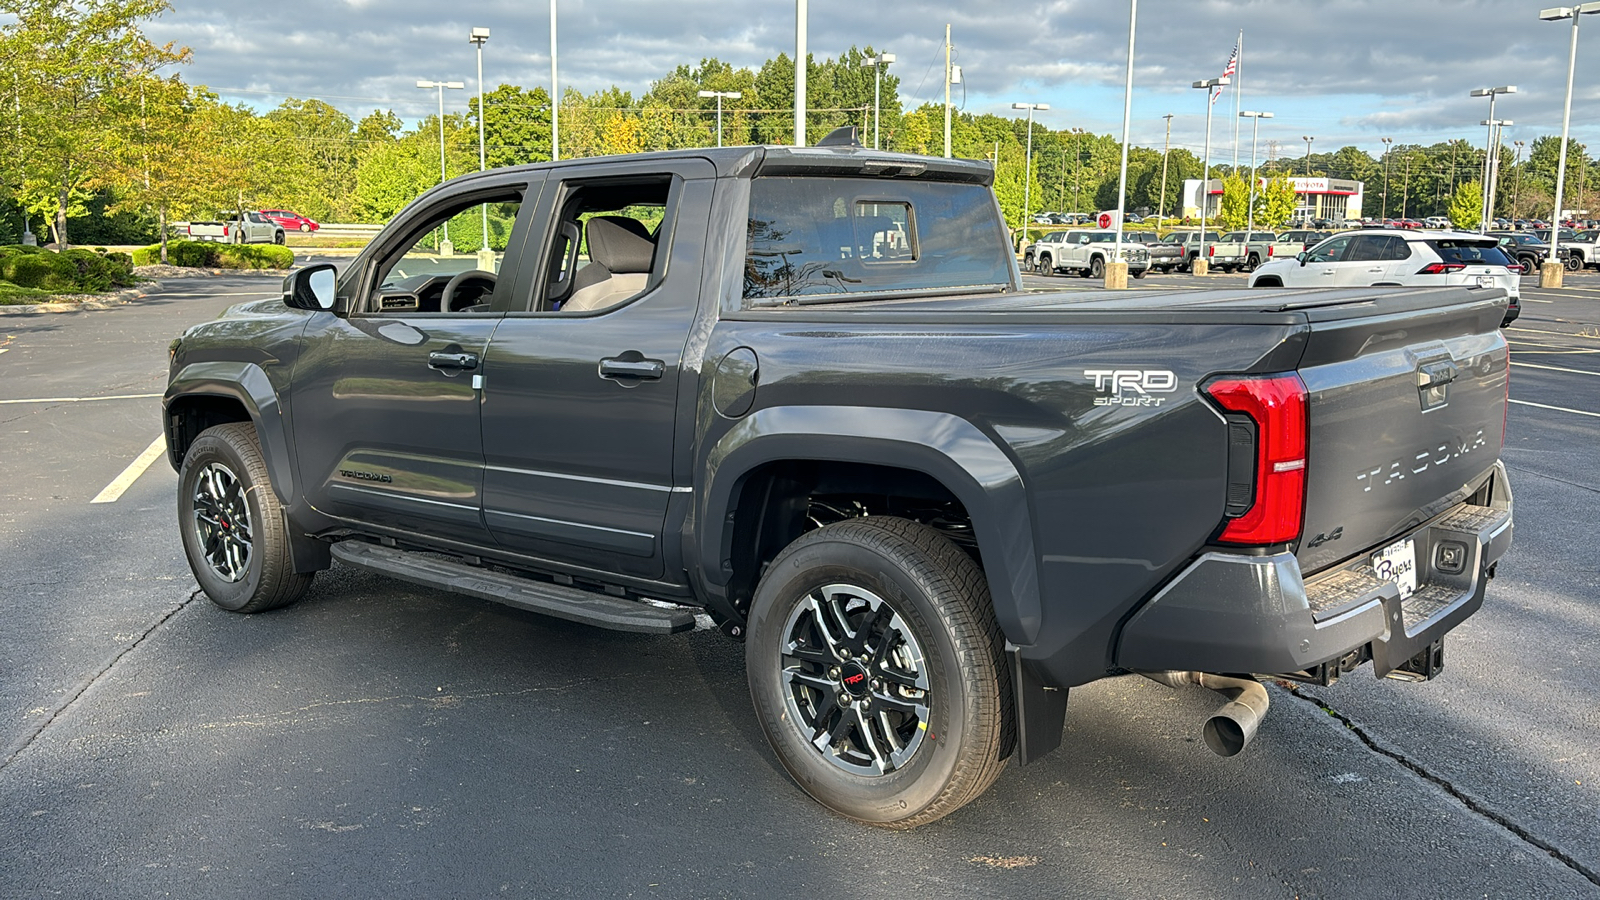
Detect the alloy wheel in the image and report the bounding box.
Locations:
[779,583,931,776]
[191,462,253,582]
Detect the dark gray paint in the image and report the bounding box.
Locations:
[164,146,1514,706]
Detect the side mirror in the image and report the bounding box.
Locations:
[284,263,338,311]
[1296,252,1308,266]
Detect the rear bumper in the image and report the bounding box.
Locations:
[1115,461,1513,678]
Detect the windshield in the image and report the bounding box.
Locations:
[744,176,1011,302]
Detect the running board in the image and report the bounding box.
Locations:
[330,541,697,635]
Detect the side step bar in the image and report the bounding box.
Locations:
[330,541,697,635]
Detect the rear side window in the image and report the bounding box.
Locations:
[1427,240,1516,267]
[744,176,1011,302]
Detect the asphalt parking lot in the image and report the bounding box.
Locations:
[1,267,1598,898]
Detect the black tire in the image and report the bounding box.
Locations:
[1037,254,1051,276]
[1131,267,1146,279]
[273,230,285,245]
[1565,254,1582,272]
[746,517,1012,829]
[1245,253,1260,272]
[178,422,313,613]
[1090,256,1105,280]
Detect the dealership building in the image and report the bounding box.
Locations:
[1181,176,1365,223]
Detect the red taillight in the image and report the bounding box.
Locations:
[1505,263,1524,274]
[1267,245,1275,257]
[1416,262,1466,274]
[1205,373,1308,545]
[1208,245,1216,256]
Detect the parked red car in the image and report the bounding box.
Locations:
[259,209,319,233]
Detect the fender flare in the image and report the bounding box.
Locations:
[163,360,296,506]
[700,405,1043,645]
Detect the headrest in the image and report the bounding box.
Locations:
[586,216,655,275]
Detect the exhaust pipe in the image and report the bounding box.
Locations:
[1139,671,1270,757]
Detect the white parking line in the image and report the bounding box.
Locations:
[0,348,9,354]
[1511,361,1600,378]
[0,392,163,405]
[91,435,169,504]
[1508,399,1600,420]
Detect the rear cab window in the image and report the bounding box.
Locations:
[744,176,1013,304]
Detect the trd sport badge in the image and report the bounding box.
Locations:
[1085,369,1179,407]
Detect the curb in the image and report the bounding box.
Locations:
[0,282,166,316]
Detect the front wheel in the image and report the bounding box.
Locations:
[1132,268,1146,279]
[1090,256,1105,279]
[178,423,313,613]
[746,517,1012,828]
[1565,255,1582,272]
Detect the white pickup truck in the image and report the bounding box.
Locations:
[1032,230,1150,279]
[185,212,286,245]
[1163,230,1247,272]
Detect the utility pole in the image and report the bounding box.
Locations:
[1513,140,1526,217]
[1401,151,1412,218]
[1158,113,1173,226]
[943,24,952,158]
[1380,137,1393,218]
[794,0,807,146]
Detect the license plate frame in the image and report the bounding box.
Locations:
[1373,537,1418,600]
[1475,275,1493,287]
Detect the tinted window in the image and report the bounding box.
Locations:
[1347,235,1408,261]
[1307,235,1352,263]
[744,177,1010,301]
[1427,240,1516,267]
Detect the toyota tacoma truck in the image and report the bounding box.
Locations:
[1165,229,1248,272]
[185,211,287,245]
[164,130,1515,828]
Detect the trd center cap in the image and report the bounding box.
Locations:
[839,661,871,697]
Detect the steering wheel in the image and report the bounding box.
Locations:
[441,269,497,312]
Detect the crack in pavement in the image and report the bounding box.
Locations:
[1282,684,1600,888]
[0,586,203,774]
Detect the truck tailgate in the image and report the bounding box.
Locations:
[1294,291,1509,576]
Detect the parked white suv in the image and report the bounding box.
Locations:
[1248,230,1521,325]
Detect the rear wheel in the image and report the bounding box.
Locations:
[1245,253,1261,272]
[746,517,1012,828]
[299,223,311,233]
[273,230,285,245]
[178,423,313,613]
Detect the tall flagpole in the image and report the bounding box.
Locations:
[794,0,807,146]
[1231,29,1242,172]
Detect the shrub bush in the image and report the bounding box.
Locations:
[132,240,294,270]
[0,245,135,293]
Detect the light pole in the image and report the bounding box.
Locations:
[1109,0,1137,283]
[1513,139,1526,216]
[794,0,806,146]
[1240,110,1272,245]
[1192,77,1229,271]
[1401,150,1413,218]
[1481,117,1513,229]
[697,90,742,147]
[1380,136,1393,219]
[1011,102,1049,234]
[1538,4,1599,279]
[1470,86,1516,232]
[859,52,895,149]
[1301,135,1313,176]
[469,27,491,256]
[417,79,465,249]
[550,0,559,160]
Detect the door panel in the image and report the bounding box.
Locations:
[479,164,714,579]
[292,316,501,543]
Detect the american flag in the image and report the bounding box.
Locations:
[1211,43,1238,105]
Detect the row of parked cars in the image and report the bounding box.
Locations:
[1024,225,1600,280]
[182,209,321,245]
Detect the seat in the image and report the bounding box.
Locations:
[563,216,656,313]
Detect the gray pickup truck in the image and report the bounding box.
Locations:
[164,132,1514,828]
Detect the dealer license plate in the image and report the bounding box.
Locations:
[1373,537,1417,600]
[1476,275,1494,287]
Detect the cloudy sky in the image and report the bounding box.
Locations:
[148,0,1598,159]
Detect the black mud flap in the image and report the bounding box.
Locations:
[1010,645,1069,765]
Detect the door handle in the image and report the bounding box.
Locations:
[1367,267,1384,273]
[1320,268,1336,275]
[428,351,479,370]
[599,356,664,381]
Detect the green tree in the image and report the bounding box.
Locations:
[473,84,551,167]
[1,0,190,247]
[1216,174,1250,231]
[1257,174,1298,229]
[1448,180,1482,230]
